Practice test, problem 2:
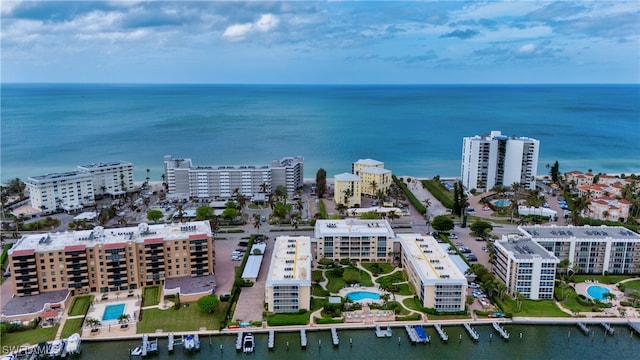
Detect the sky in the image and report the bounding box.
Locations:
[1,1,639,84]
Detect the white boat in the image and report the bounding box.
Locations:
[130,346,143,356]
[183,334,198,351]
[0,355,15,360]
[66,333,82,355]
[243,333,255,353]
[48,340,65,358]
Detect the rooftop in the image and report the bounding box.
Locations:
[164,274,216,295]
[9,221,212,254]
[77,161,133,170]
[315,219,395,238]
[397,234,466,285]
[334,173,361,182]
[360,167,392,175]
[496,235,558,261]
[354,158,383,166]
[2,290,69,317]
[26,171,93,182]
[519,225,640,240]
[242,243,268,279]
[266,236,311,284]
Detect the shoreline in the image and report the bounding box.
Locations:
[78,316,638,343]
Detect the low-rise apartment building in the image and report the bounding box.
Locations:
[264,236,311,313]
[397,234,467,312]
[8,221,214,297]
[314,219,394,262]
[333,173,362,207]
[25,171,96,212]
[493,235,559,300]
[77,161,135,196]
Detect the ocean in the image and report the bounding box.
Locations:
[1,84,639,183]
[77,325,639,360]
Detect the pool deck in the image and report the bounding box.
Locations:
[85,294,140,325]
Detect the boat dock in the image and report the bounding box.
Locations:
[434,324,448,342]
[601,323,614,335]
[168,333,174,352]
[300,329,307,349]
[405,325,420,344]
[414,326,430,343]
[268,330,275,350]
[492,322,510,340]
[375,325,392,338]
[141,334,149,357]
[236,332,243,351]
[331,327,339,347]
[463,323,479,341]
[576,323,590,335]
[629,322,640,335]
[193,334,200,351]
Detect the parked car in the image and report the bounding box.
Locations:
[466,253,478,261]
[459,247,472,253]
[468,282,481,289]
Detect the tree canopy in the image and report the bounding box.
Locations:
[146,209,163,223]
[197,294,220,314]
[470,220,493,238]
[195,205,214,220]
[316,168,327,198]
[431,215,454,232]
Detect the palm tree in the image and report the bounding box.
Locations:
[423,198,431,219]
[369,180,377,198]
[628,291,640,307]
[571,195,591,225]
[145,168,150,187]
[85,317,101,330]
[342,188,353,207]
[253,214,262,235]
[515,291,525,312]
[260,182,268,193]
[602,292,616,303]
[118,314,131,324]
[268,193,276,210]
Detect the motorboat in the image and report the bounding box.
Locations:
[242,332,255,353]
[65,333,82,355]
[130,346,143,356]
[48,340,65,358]
[183,334,200,351]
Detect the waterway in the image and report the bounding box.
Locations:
[80,324,639,360]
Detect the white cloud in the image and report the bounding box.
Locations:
[222,13,280,42]
[517,43,536,54]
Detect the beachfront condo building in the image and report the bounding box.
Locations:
[8,221,214,297]
[333,173,362,207]
[461,130,539,192]
[26,171,96,213]
[397,234,467,311]
[352,158,393,198]
[520,225,640,275]
[492,235,559,300]
[314,219,394,262]
[77,161,135,196]
[264,236,312,313]
[163,155,303,199]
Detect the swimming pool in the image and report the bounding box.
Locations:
[586,285,610,301]
[346,291,381,301]
[492,199,512,207]
[102,303,125,321]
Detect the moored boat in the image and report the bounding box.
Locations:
[243,333,255,353]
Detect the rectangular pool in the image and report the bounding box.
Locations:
[102,303,125,321]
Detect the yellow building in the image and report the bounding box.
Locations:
[352,158,385,175]
[8,222,214,297]
[333,173,362,207]
[359,167,393,197]
[264,236,311,313]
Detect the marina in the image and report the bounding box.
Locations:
[330,328,339,347]
[413,326,430,344]
[375,325,393,338]
[268,330,275,351]
[300,329,307,349]
[65,333,81,355]
[601,323,615,335]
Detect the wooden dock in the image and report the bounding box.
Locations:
[576,323,590,335]
[463,323,479,341]
[300,329,307,349]
[235,332,243,351]
[268,330,275,350]
[601,323,614,335]
[434,324,448,342]
[331,327,339,347]
[492,322,510,340]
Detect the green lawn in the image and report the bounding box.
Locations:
[312,270,325,283]
[266,311,311,326]
[621,280,640,291]
[312,284,330,297]
[142,286,160,307]
[60,318,84,339]
[505,299,571,318]
[68,295,94,316]
[376,270,406,285]
[393,283,413,296]
[0,325,59,351]
[402,297,423,312]
[361,262,395,275]
[343,267,373,286]
[137,301,228,333]
[555,286,594,313]
[573,275,633,285]
[325,271,346,294]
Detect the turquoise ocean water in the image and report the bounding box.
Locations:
[1,84,639,182]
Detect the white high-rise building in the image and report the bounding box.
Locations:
[77,161,134,196]
[26,171,95,212]
[461,130,539,191]
[163,155,303,199]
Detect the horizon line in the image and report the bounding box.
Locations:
[2,82,639,86]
